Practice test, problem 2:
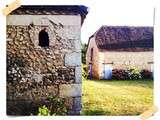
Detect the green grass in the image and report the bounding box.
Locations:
[82,78,153,116]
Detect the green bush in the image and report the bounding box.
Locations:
[140,69,152,79]
[112,69,129,80]
[112,67,144,80]
[127,67,142,80]
[82,64,88,79]
[37,95,68,116]
[38,105,51,116]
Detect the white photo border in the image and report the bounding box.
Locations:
[0,0,159,120]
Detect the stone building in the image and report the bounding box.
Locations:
[7,5,88,115]
[86,26,153,79]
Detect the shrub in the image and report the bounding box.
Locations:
[112,67,152,80]
[140,69,152,79]
[37,95,68,116]
[46,95,68,115]
[82,64,88,79]
[127,67,142,80]
[112,67,143,80]
[38,105,51,116]
[112,69,129,80]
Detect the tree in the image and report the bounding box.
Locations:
[81,43,88,64]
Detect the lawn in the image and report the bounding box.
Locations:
[82,78,153,115]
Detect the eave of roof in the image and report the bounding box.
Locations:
[10,5,88,25]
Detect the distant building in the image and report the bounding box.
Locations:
[86,26,153,79]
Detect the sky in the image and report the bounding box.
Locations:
[81,0,154,43]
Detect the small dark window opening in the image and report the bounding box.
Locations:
[39,28,49,47]
[90,48,93,61]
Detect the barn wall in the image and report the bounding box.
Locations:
[86,37,100,79]
[99,51,153,70]
[7,14,82,115]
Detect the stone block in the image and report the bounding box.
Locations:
[69,110,81,115]
[61,26,80,40]
[65,52,81,66]
[72,97,82,111]
[7,15,81,26]
[75,67,81,83]
[59,84,81,98]
[74,39,81,52]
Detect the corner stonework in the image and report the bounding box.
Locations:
[63,52,82,115]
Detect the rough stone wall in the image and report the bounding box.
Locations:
[99,51,153,70]
[86,37,100,79]
[7,15,82,115]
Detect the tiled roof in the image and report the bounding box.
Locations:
[94,26,153,51]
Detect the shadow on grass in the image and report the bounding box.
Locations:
[85,79,153,88]
[81,109,111,115]
[87,79,153,82]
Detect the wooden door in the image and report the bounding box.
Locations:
[103,64,112,79]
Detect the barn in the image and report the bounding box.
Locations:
[7,5,88,115]
[86,26,153,79]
